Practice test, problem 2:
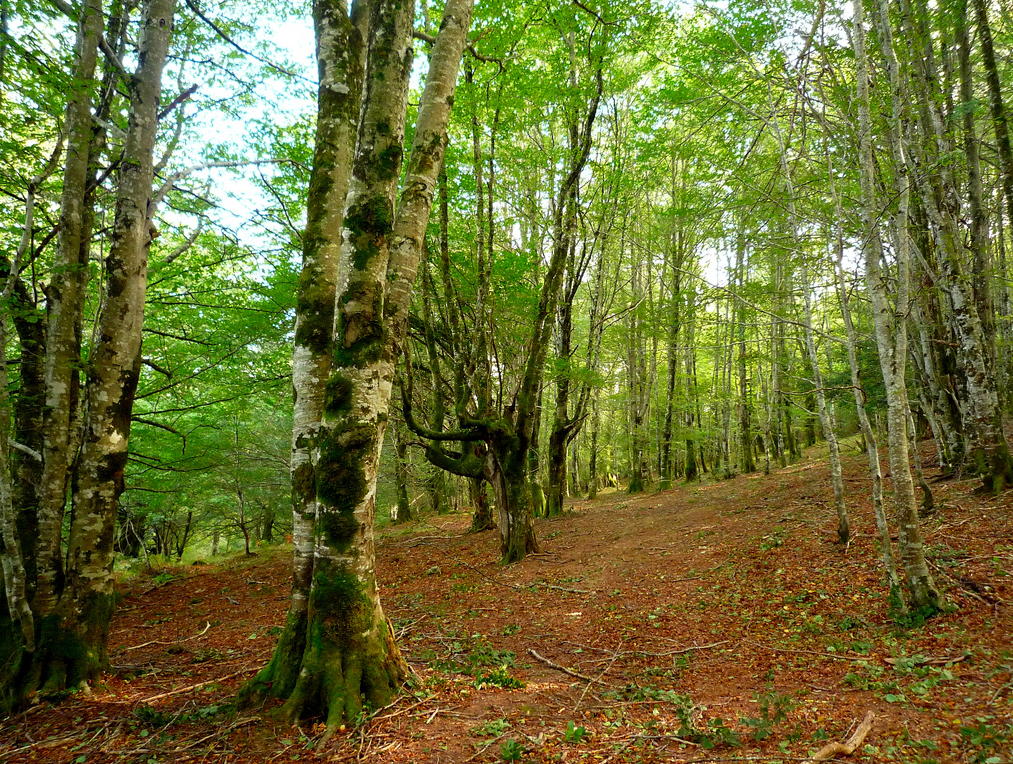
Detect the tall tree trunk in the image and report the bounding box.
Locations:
[822,83,904,606]
[735,216,755,474]
[956,0,995,355]
[546,240,576,517]
[683,289,698,482]
[588,394,599,499]
[973,0,1013,381]
[858,0,942,613]
[243,0,473,729]
[57,0,176,687]
[33,0,104,622]
[251,0,367,705]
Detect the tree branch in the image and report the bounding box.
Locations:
[412,29,500,64]
[9,441,42,462]
[163,218,205,264]
[151,158,283,211]
[99,34,131,84]
[158,83,199,120]
[183,0,310,82]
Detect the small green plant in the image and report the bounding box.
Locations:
[500,739,525,761]
[192,647,226,664]
[197,704,220,719]
[474,666,524,690]
[134,705,172,727]
[760,529,786,552]
[836,613,869,632]
[466,635,516,670]
[740,688,797,741]
[470,718,511,737]
[959,719,1011,763]
[628,686,740,749]
[152,571,174,587]
[563,720,587,744]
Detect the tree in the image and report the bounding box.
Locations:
[853,0,941,613]
[0,0,178,707]
[241,0,473,729]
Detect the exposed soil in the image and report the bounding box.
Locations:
[3,442,1012,763]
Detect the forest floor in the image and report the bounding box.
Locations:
[2,441,1012,764]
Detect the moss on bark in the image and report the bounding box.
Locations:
[239,606,308,707]
[275,563,405,729]
[0,603,112,713]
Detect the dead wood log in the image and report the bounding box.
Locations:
[808,711,874,761]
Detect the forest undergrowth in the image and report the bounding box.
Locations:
[1,441,1011,764]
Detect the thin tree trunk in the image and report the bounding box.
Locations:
[736,216,755,474]
[34,0,104,620]
[393,423,411,523]
[60,0,177,684]
[588,394,599,499]
[859,0,942,613]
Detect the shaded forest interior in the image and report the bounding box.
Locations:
[2,0,1013,758]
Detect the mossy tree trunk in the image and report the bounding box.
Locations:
[255,0,370,706]
[487,438,539,564]
[0,0,176,708]
[393,423,412,523]
[468,473,493,532]
[243,0,473,730]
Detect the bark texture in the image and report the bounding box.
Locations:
[258,0,368,703]
[35,0,105,621]
[244,0,473,728]
[855,0,942,614]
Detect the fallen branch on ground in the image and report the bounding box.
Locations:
[744,640,866,662]
[533,581,590,594]
[807,711,874,762]
[139,664,262,705]
[124,621,211,651]
[529,648,598,683]
[629,641,729,657]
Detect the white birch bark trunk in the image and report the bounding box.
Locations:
[829,132,902,602]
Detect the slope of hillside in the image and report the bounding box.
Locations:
[3,443,1011,763]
